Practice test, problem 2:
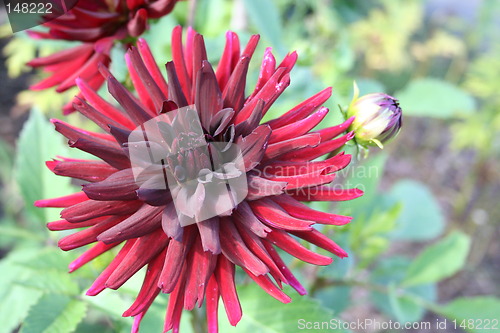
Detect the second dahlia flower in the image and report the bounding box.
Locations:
[27,0,182,114]
[37,26,363,332]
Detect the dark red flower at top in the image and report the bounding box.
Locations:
[27,0,183,114]
[31,0,182,42]
[36,26,363,332]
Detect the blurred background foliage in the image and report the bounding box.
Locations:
[0,0,499,332]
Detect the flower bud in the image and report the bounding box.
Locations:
[347,84,402,148]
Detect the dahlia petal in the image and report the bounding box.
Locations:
[123,248,166,317]
[265,170,336,190]
[76,77,134,128]
[68,241,119,273]
[289,186,364,202]
[278,132,354,162]
[87,240,136,296]
[234,99,264,136]
[137,38,169,97]
[234,222,287,286]
[246,69,290,117]
[291,229,348,258]
[61,199,142,223]
[127,47,167,112]
[27,44,93,67]
[233,201,271,238]
[108,125,133,146]
[107,76,152,125]
[264,133,321,161]
[49,26,108,42]
[222,56,250,111]
[191,33,209,102]
[73,97,130,133]
[236,125,271,171]
[266,229,333,265]
[49,159,116,182]
[214,256,242,326]
[83,168,139,201]
[196,217,221,254]
[161,202,183,241]
[97,204,164,244]
[250,47,276,99]
[166,61,189,107]
[147,0,178,18]
[47,218,104,231]
[183,239,217,310]
[262,152,352,177]
[262,241,307,295]
[71,7,121,24]
[216,31,240,91]
[106,229,168,289]
[246,174,287,200]
[158,226,196,293]
[315,116,355,142]
[219,218,269,276]
[126,53,156,113]
[34,191,88,208]
[210,108,235,137]
[268,107,329,144]
[241,34,260,58]
[249,198,314,231]
[52,118,116,142]
[58,216,125,251]
[56,52,109,92]
[272,195,353,226]
[234,67,283,124]
[205,275,220,333]
[266,87,332,129]
[195,61,223,129]
[171,26,192,99]
[127,8,148,37]
[277,51,298,73]
[52,119,119,148]
[70,138,131,170]
[163,265,186,333]
[242,268,291,303]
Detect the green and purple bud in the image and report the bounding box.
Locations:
[347,84,402,149]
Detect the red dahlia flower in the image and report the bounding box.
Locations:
[27,0,182,113]
[36,26,363,332]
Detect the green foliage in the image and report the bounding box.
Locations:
[219,284,346,332]
[242,0,286,57]
[371,257,437,323]
[436,297,500,332]
[403,231,471,287]
[20,294,88,333]
[386,179,445,241]
[397,78,476,118]
[14,108,75,224]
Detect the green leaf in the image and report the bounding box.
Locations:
[435,297,500,332]
[397,78,476,118]
[371,257,436,323]
[337,153,388,218]
[3,36,36,78]
[387,179,445,241]
[20,294,87,333]
[218,284,347,332]
[14,109,74,224]
[402,231,471,287]
[16,270,80,296]
[0,285,44,333]
[242,0,287,56]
